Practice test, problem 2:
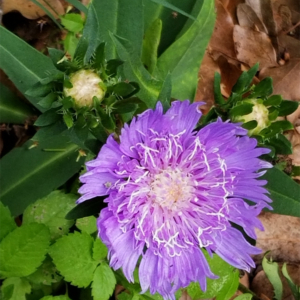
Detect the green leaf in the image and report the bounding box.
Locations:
[158,72,172,112]
[38,93,58,110]
[49,231,98,288]
[268,134,292,155]
[251,77,273,98]
[63,113,74,129]
[63,32,79,57]
[0,202,17,243]
[35,109,60,127]
[0,223,50,278]
[92,263,116,300]
[112,82,137,97]
[184,251,239,300]
[262,168,300,217]
[262,255,283,300]
[81,3,100,62]
[25,82,54,98]
[282,263,300,299]
[31,121,67,142]
[111,34,162,108]
[1,277,31,300]
[142,19,162,74]
[260,120,293,138]
[157,0,215,100]
[113,99,139,115]
[278,100,299,116]
[92,0,144,60]
[232,63,259,94]
[26,255,62,286]
[0,83,35,124]
[143,0,195,55]
[242,120,258,131]
[230,103,254,117]
[264,95,282,106]
[23,191,77,241]
[0,134,84,217]
[149,0,195,20]
[0,26,60,112]
[61,13,84,33]
[93,239,108,262]
[73,36,89,64]
[76,216,97,235]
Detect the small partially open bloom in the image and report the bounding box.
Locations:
[78,100,272,299]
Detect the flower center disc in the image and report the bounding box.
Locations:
[149,168,194,211]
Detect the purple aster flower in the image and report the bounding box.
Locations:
[78,100,272,299]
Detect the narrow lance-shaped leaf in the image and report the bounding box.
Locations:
[91,0,144,60]
[143,0,195,54]
[0,26,60,112]
[0,134,85,216]
[142,18,162,74]
[0,83,35,124]
[262,168,300,218]
[157,0,216,100]
[111,34,162,108]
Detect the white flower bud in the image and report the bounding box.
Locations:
[64,70,105,107]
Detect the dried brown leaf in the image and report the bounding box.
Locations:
[259,59,300,100]
[233,25,278,69]
[3,0,64,19]
[209,0,236,60]
[237,3,266,32]
[195,51,220,112]
[278,35,300,59]
[254,212,300,264]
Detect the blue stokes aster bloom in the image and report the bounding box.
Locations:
[78,100,272,299]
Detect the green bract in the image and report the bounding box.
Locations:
[203,63,299,156]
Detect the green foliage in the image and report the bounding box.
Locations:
[111,34,162,108]
[0,83,35,124]
[1,277,31,300]
[23,191,77,241]
[91,0,144,60]
[0,223,50,278]
[142,19,162,74]
[177,251,239,300]
[26,256,62,286]
[262,168,300,217]
[157,0,215,100]
[76,216,98,235]
[282,263,300,299]
[61,14,84,33]
[0,26,60,112]
[93,239,108,262]
[262,254,283,300]
[92,263,116,300]
[0,202,17,242]
[0,134,84,217]
[49,232,98,287]
[207,63,299,156]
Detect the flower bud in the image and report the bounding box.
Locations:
[236,99,269,135]
[64,70,105,107]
